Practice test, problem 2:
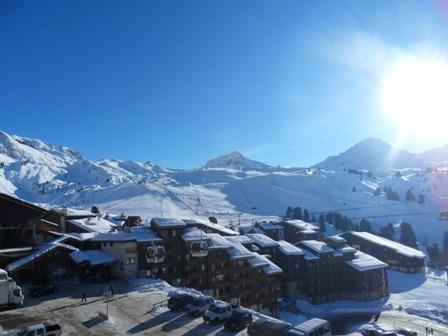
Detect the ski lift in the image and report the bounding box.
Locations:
[145,243,166,263]
[190,240,209,257]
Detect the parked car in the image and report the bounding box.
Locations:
[2,323,62,336]
[28,283,58,297]
[203,301,232,323]
[395,328,418,336]
[247,317,292,336]
[185,296,214,316]
[167,293,195,312]
[224,309,253,331]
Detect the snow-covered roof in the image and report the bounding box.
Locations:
[327,235,347,243]
[299,228,318,234]
[91,231,162,243]
[345,251,388,272]
[228,235,254,245]
[248,252,270,268]
[224,237,254,260]
[246,234,279,248]
[6,237,77,272]
[300,240,335,254]
[52,207,95,218]
[151,217,186,228]
[251,253,282,275]
[259,223,284,231]
[182,219,239,236]
[182,228,210,242]
[208,233,233,250]
[283,220,319,232]
[303,249,320,261]
[278,240,305,256]
[69,217,118,233]
[348,231,425,258]
[338,245,357,254]
[70,250,116,266]
[60,232,98,241]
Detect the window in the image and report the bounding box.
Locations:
[126,257,135,265]
[217,274,224,281]
[172,230,176,237]
[110,242,114,247]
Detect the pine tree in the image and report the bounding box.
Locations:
[374,187,381,196]
[405,189,415,202]
[378,223,395,240]
[303,209,310,222]
[400,222,418,248]
[418,194,426,204]
[443,231,448,263]
[293,207,303,220]
[285,206,293,219]
[360,218,373,233]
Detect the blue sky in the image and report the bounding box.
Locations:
[2,0,448,168]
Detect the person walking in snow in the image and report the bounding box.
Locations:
[81,292,87,303]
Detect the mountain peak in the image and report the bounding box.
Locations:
[314,137,421,170]
[204,151,271,171]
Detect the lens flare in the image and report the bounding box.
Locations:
[380,57,448,138]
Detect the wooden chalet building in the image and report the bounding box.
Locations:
[341,231,426,273]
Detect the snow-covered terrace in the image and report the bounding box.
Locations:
[349,231,426,259]
[278,240,305,256]
[246,233,279,248]
[345,251,388,272]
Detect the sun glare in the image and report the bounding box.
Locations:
[380,57,448,138]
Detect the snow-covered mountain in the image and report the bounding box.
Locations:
[315,137,448,170]
[204,151,272,171]
[315,138,422,170]
[2,130,448,247]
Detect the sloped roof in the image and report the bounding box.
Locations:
[151,217,186,228]
[6,237,77,272]
[278,240,305,256]
[345,251,388,272]
[246,234,279,248]
[348,231,425,258]
[70,250,116,266]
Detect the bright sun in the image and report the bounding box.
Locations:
[380,57,448,138]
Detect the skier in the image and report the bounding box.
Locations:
[81,292,87,303]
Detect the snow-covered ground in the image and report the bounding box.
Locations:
[0,277,250,335]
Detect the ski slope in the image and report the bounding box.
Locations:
[1,130,448,245]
